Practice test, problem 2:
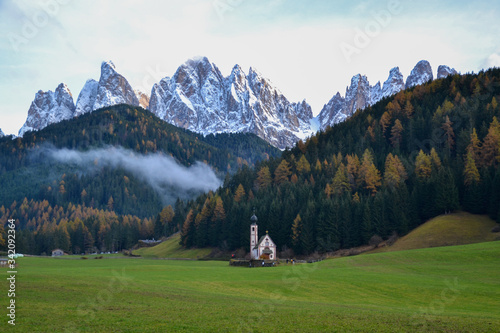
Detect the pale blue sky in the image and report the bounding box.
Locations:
[1,0,499,135]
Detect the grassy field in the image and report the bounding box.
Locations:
[132,233,212,259]
[372,212,500,253]
[1,241,499,332]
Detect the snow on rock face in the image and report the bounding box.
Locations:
[317,74,376,130]
[75,79,98,116]
[344,74,371,117]
[149,57,314,149]
[18,58,458,147]
[19,61,142,136]
[406,60,433,89]
[0,128,4,137]
[317,61,448,131]
[18,83,76,136]
[437,65,458,79]
[382,67,405,98]
[93,61,140,110]
[370,82,382,106]
[317,92,346,128]
[134,89,150,109]
[75,63,140,116]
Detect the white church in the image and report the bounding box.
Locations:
[250,213,277,260]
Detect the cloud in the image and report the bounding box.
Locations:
[483,53,500,69]
[1,0,500,134]
[43,146,222,204]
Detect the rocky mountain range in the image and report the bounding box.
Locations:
[317,61,457,130]
[18,83,76,137]
[17,58,458,148]
[0,128,4,137]
[149,57,314,149]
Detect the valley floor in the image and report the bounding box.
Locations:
[1,241,499,332]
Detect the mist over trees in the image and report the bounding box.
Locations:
[0,105,278,254]
[1,70,500,256]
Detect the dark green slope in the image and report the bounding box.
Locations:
[0,104,280,217]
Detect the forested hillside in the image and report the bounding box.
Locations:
[0,105,279,254]
[178,69,500,255]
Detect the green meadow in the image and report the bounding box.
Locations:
[372,212,500,253]
[133,233,212,259]
[1,241,499,332]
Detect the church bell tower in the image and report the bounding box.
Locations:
[250,212,258,259]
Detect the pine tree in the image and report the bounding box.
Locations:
[404,100,414,118]
[366,125,375,142]
[331,163,350,195]
[274,160,292,185]
[360,150,381,195]
[255,166,272,190]
[159,205,175,236]
[364,163,382,195]
[390,119,404,149]
[442,116,455,154]
[181,210,195,247]
[315,159,322,172]
[434,169,459,214]
[107,196,114,211]
[291,213,302,248]
[467,128,481,165]
[300,200,317,254]
[324,183,333,199]
[346,154,361,190]
[430,148,442,170]
[212,197,226,222]
[81,189,87,203]
[361,200,372,243]
[386,101,401,115]
[384,153,407,189]
[481,117,500,167]
[415,150,432,180]
[234,184,246,203]
[296,155,311,174]
[380,111,392,134]
[464,150,480,186]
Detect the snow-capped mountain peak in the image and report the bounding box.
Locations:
[75,79,98,117]
[149,57,314,149]
[18,83,76,136]
[382,67,405,98]
[437,65,458,79]
[19,61,141,136]
[317,60,448,131]
[406,60,433,89]
[93,60,139,110]
[18,58,458,148]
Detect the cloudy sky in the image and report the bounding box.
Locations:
[1,0,499,135]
